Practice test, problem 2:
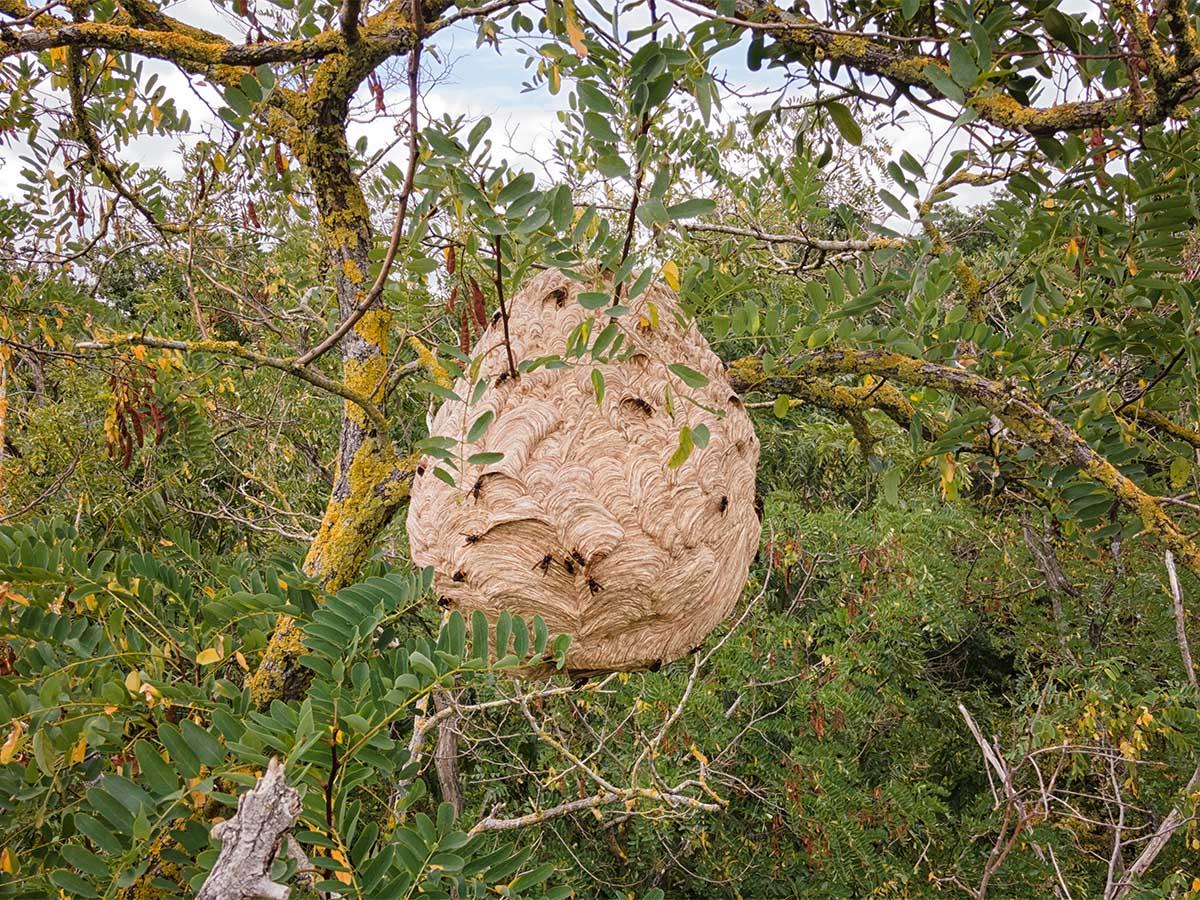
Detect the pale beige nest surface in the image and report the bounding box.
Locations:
[406,269,760,672]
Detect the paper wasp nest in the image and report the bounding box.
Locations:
[406,269,760,672]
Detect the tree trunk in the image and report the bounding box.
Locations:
[248,121,413,708]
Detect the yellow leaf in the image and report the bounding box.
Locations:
[0,847,14,874]
[124,670,142,694]
[0,585,28,607]
[563,0,588,58]
[68,734,87,766]
[330,848,352,885]
[235,651,249,671]
[662,260,681,292]
[188,776,207,810]
[0,722,25,764]
[196,648,223,666]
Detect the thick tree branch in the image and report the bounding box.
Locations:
[66,47,188,236]
[1,17,346,65]
[1124,406,1200,450]
[685,0,1200,135]
[196,758,301,900]
[778,348,1200,577]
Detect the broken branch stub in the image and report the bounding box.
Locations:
[195,757,302,900]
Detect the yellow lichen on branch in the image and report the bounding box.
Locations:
[782,348,1200,577]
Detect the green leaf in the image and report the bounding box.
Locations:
[495,611,512,656]
[577,81,616,114]
[578,291,609,310]
[179,719,224,768]
[472,610,489,661]
[668,426,694,469]
[61,844,108,878]
[133,741,179,796]
[591,323,619,359]
[948,43,979,87]
[415,382,461,402]
[591,368,605,405]
[923,64,965,104]
[898,150,925,179]
[510,862,555,891]
[223,87,251,118]
[667,363,710,388]
[1042,9,1082,51]
[773,395,790,418]
[466,452,504,465]
[595,153,630,178]
[408,650,438,679]
[51,870,97,898]
[467,411,494,443]
[497,172,536,206]
[878,189,909,219]
[582,112,620,143]
[825,101,862,146]
[666,198,716,220]
[239,73,263,103]
[636,199,670,228]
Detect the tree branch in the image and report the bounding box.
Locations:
[683,0,1200,135]
[196,758,301,900]
[792,348,1200,577]
[75,334,387,429]
[1,17,346,66]
[682,221,902,252]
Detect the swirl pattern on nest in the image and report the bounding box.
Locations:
[406,269,761,672]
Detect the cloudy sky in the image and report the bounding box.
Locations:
[0,1,1011,220]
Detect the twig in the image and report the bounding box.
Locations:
[1164,550,1197,687]
[75,334,387,429]
[1111,765,1200,898]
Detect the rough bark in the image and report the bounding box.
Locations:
[196,758,301,900]
[432,691,464,817]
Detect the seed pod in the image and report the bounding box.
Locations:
[469,276,486,329]
[459,309,471,354]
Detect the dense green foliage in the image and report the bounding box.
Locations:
[3,0,1200,896]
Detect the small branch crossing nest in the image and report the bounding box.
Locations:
[407,270,760,672]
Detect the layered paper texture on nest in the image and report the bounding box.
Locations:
[406,269,760,672]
